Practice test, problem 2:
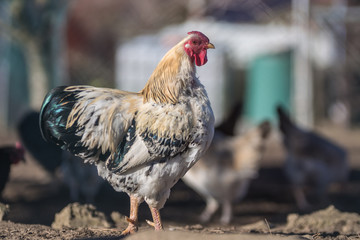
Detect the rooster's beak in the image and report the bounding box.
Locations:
[207,43,215,49]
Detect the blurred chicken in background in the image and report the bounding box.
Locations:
[17,111,103,202]
[276,106,349,210]
[18,111,63,173]
[183,108,271,224]
[61,151,104,203]
[214,102,243,137]
[0,142,25,198]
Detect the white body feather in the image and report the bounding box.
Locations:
[97,75,214,208]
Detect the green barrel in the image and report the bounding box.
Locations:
[244,51,292,124]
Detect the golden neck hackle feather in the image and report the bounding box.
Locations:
[140,37,195,105]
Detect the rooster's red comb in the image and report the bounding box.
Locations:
[187,31,209,42]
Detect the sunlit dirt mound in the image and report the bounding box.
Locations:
[51,202,111,229]
[284,205,360,235]
[1,204,360,239]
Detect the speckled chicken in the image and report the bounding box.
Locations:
[182,121,271,224]
[39,31,215,234]
[277,106,348,210]
[0,142,25,197]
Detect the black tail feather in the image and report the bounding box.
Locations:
[39,86,83,153]
[259,120,271,139]
[215,101,242,136]
[276,105,295,135]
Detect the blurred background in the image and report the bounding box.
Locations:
[1,0,360,130]
[0,0,360,228]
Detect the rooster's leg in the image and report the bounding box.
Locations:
[146,206,163,230]
[121,195,140,235]
[200,197,219,223]
[293,186,310,210]
[219,200,232,225]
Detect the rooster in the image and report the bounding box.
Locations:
[182,121,271,224]
[39,31,215,234]
[277,106,348,210]
[0,142,25,198]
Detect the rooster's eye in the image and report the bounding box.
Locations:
[192,40,198,45]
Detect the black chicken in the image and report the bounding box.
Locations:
[277,106,348,209]
[17,111,62,173]
[17,111,103,202]
[0,142,25,197]
[215,101,242,137]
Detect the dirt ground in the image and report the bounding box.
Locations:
[0,125,360,240]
